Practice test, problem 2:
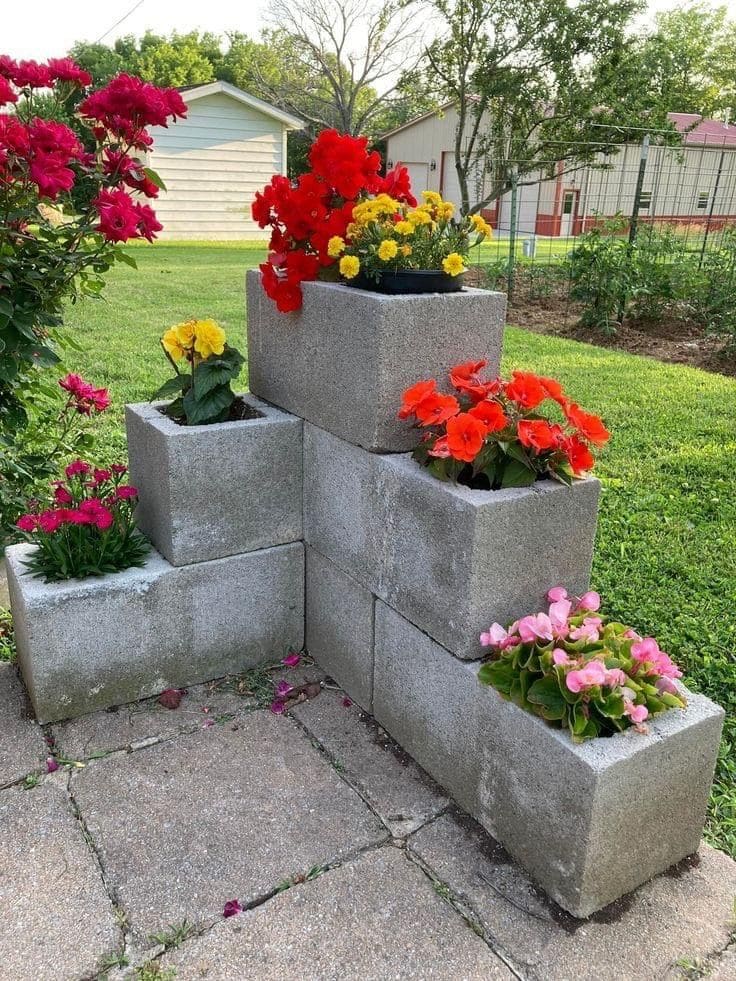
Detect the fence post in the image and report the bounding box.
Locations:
[699,146,726,267]
[507,171,518,300]
[616,134,650,323]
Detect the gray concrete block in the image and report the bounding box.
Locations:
[6,541,304,723]
[125,394,302,566]
[304,423,600,660]
[373,601,725,918]
[306,546,375,711]
[246,269,506,453]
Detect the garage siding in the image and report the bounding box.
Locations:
[148,92,283,240]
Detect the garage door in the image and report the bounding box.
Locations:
[401,162,429,198]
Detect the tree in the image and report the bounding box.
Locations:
[419,0,671,215]
[261,0,424,136]
[71,32,220,89]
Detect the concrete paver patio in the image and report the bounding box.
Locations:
[0,658,734,981]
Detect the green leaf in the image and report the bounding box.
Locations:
[478,657,516,694]
[183,382,234,426]
[526,675,567,720]
[143,167,167,191]
[500,459,537,488]
[193,346,244,397]
[151,375,189,401]
[116,251,138,269]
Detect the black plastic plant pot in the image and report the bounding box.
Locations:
[350,269,465,294]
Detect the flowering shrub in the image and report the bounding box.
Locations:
[479,587,687,741]
[398,362,610,489]
[153,319,245,425]
[15,461,148,581]
[331,190,491,284]
[252,128,416,311]
[0,56,184,442]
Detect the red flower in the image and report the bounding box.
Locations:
[565,403,610,447]
[94,188,143,242]
[0,56,18,79]
[504,371,548,410]
[59,374,110,414]
[133,201,163,242]
[65,460,91,478]
[445,413,488,463]
[13,60,52,89]
[285,249,321,284]
[16,514,38,532]
[0,76,17,107]
[538,375,568,406]
[115,485,138,500]
[449,359,490,402]
[54,484,73,505]
[428,436,451,458]
[47,58,92,88]
[562,435,596,475]
[517,419,562,452]
[79,74,187,133]
[308,129,382,199]
[38,509,66,534]
[468,400,508,431]
[377,164,417,206]
[414,392,460,427]
[398,379,437,420]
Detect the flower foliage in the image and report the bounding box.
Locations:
[153,319,245,426]
[15,461,149,582]
[478,587,687,741]
[251,128,417,312]
[0,55,184,439]
[335,190,491,284]
[399,362,610,489]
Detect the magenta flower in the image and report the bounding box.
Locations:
[115,485,138,500]
[16,514,38,532]
[282,651,301,668]
[45,757,60,773]
[342,696,353,708]
[65,459,91,478]
[223,899,242,918]
[275,680,293,697]
[269,699,286,715]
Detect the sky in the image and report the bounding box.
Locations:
[4,0,736,61]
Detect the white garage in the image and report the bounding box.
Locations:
[148,80,303,240]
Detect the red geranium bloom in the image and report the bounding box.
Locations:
[504,371,548,410]
[377,163,417,206]
[308,129,382,199]
[565,403,611,447]
[563,435,596,475]
[517,419,562,452]
[468,399,508,431]
[415,392,460,427]
[446,413,488,463]
[398,379,437,420]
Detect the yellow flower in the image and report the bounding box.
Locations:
[442,252,467,277]
[346,222,360,238]
[339,255,361,279]
[394,220,414,236]
[192,319,226,359]
[422,190,443,207]
[406,209,432,226]
[471,213,492,239]
[327,235,346,258]
[439,202,455,220]
[162,327,186,361]
[401,244,413,256]
[377,239,399,261]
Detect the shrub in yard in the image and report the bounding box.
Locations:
[15,461,148,581]
[152,319,246,425]
[398,361,609,489]
[479,586,687,742]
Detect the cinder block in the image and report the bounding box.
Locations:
[6,542,304,724]
[125,394,302,567]
[246,270,506,453]
[304,423,600,660]
[305,546,375,711]
[373,601,724,918]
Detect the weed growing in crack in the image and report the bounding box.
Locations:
[148,920,197,950]
[673,957,710,979]
[135,963,177,981]
[22,773,39,789]
[99,950,129,972]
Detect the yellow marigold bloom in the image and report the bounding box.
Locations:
[422,190,443,206]
[346,222,360,238]
[162,327,186,361]
[192,319,226,359]
[327,235,346,258]
[471,213,492,238]
[401,244,413,256]
[339,255,361,279]
[394,220,414,236]
[439,202,455,220]
[407,209,432,226]
[442,252,467,276]
[377,239,399,261]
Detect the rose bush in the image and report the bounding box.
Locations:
[251,128,416,312]
[478,586,687,742]
[398,362,610,489]
[15,461,148,581]
[152,319,246,425]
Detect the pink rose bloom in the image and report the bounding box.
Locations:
[547,586,568,602]
[517,613,553,644]
[566,659,607,693]
[577,590,601,612]
[569,616,603,642]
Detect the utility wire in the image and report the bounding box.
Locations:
[94,0,146,44]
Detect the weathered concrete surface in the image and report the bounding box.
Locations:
[126,395,303,566]
[292,692,449,836]
[70,713,387,939]
[7,541,304,723]
[374,601,724,917]
[0,557,9,608]
[410,812,736,981]
[306,546,375,710]
[247,270,506,453]
[0,779,119,981]
[162,846,512,980]
[304,422,600,660]
[710,945,736,980]
[0,661,46,785]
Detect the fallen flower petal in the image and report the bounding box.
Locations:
[342,696,353,708]
[158,688,185,710]
[282,651,302,668]
[276,679,294,697]
[223,899,242,918]
[45,757,60,773]
[270,699,286,715]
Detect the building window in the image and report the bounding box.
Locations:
[638,191,652,210]
[697,191,709,209]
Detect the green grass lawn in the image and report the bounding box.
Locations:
[31,242,736,856]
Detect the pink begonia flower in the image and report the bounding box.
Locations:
[547,586,568,602]
[569,616,603,642]
[275,679,293,697]
[552,648,573,666]
[517,613,553,644]
[565,659,607,693]
[623,701,649,724]
[623,628,642,641]
[480,623,518,649]
[604,668,628,687]
[282,651,301,667]
[631,638,683,680]
[656,676,680,695]
[577,590,601,612]
[223,899,242,918]
[548,598,572,635]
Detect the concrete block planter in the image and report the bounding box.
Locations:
[304,423,600,660]
[6,541,304,724]
[125,394,302,566]
[373,601,724,918]
[246,270,506,453]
